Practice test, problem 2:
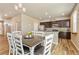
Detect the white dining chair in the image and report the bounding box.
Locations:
[32,31,45,37]
[13,34,30,55]
[12,31,22,35]
[34,34,54,55]
[7,33,15,55]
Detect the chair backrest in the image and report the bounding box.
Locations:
[12,31,22,35]
[32,31,44,37]
[43,34,54,55]
[13,34,24,55]
[7,33,15,55]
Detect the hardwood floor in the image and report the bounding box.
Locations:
[52,39,79,55]
[0,35,9,55]
[0,35,78,55]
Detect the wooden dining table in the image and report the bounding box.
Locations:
[22,35,44,55]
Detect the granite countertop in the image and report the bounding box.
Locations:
[45,27,70,32]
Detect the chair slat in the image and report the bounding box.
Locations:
[7,33,15,55]
[13,33,30,55]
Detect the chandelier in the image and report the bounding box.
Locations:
[14,3,26,12]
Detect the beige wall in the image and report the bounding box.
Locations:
[3,15,21,35]
[0,21,4,35]
[71,4,79,50]
[11,14,21,31]
[10,14,40,34]
[21,14,40,34]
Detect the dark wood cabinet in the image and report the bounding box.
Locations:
[52,20,70,28]
[40,22,52,28]
[58,32,71,39]
[40,20,71,39]
[40,19,70,28]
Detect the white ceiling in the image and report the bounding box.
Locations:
[0,3,76,20]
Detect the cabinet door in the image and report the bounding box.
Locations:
[59,32,71,39]
[40,22,52,28]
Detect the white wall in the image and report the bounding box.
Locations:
[11,14,21,31]
[7,14,40,34]
[21,14,40,34]
[3,15,21,35]
[71,4,79,51]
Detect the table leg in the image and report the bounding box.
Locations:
[30,46,35,55]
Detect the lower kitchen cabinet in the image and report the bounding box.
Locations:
[59,32,71,39]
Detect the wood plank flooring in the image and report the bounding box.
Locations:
[0,36,9,55]
[0,35,78,55]
[52,39,79,55]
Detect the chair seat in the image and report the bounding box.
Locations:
[23,46,30,54]
[34,46,44,55]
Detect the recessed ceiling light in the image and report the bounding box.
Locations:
[14,5,18,10]
[18,3,22,8]
[23,8,26,12]
[49,16,51,18]
[62,13,65,16]
[45,12,48,16]
[4,14,8,16]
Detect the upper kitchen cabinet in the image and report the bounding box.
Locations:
[40,22,52,28]
[52,20,70,28]
[40,20,70,28]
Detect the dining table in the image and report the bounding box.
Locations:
[22,35,45,55]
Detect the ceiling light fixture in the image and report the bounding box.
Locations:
[23,7,26,12]
[62,13,65,16]
[4,14,8,16]
[49,16,52,18]
[14,4,26,12]
[14,5,18,10]
[18,3,22,8]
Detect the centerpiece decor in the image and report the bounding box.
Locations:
[25,32,33,39]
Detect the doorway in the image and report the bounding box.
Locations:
[0,21,4,35]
